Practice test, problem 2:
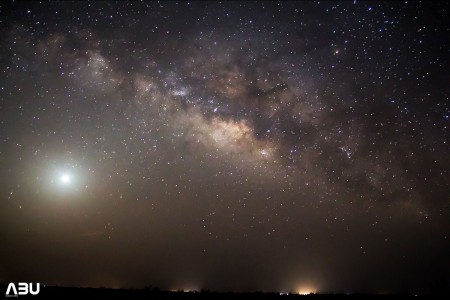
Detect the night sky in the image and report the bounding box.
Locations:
[0,1,449,295]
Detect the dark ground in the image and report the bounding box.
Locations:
[1,284,441,299]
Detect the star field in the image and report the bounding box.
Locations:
[0,1,449,294]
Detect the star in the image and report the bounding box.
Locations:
[60,174,71,184]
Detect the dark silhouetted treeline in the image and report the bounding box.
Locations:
[0,284,434,299]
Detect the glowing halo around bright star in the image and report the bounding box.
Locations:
[44,166,85,196]
[60,174,71,184]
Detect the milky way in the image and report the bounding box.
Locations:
[0,1,449,294]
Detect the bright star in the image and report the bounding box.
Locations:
[60,174,71,184]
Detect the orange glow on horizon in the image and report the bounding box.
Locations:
[297,285,317,295]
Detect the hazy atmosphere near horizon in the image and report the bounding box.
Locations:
[0,1,449,295]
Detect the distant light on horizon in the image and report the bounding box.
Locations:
[297,285,317,295]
